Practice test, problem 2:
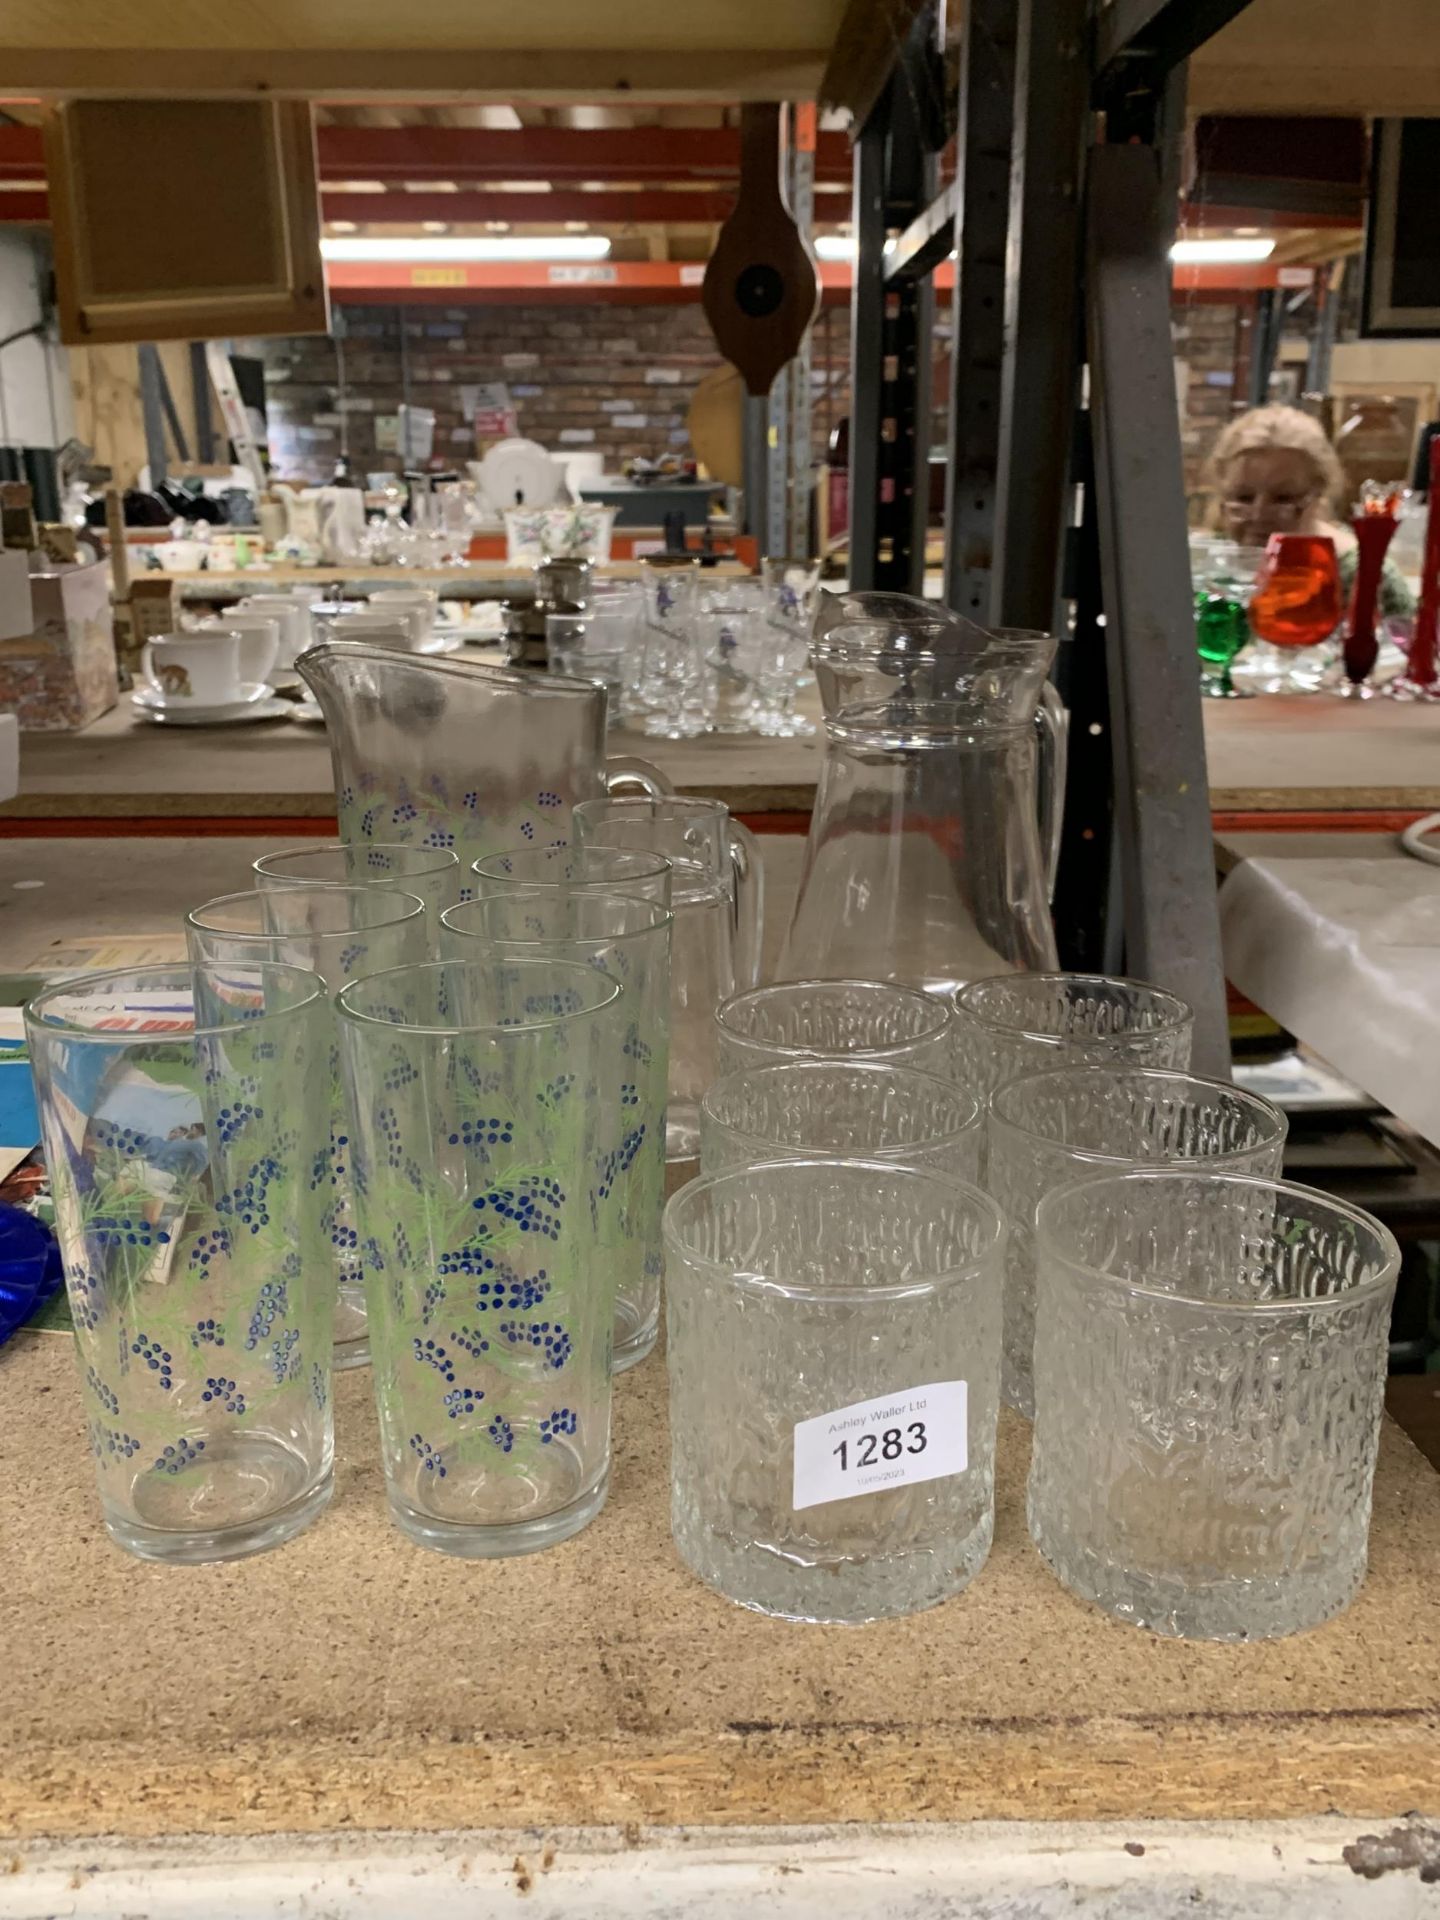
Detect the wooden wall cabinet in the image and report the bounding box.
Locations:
[44,98,328,345]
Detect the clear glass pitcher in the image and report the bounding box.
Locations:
[298,642,667,877]
[778,603,1064,995]
[573,795,763,1161]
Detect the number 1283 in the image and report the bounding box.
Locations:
[832,1423,927,1472]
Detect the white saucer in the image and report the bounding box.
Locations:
[132,689,290,727]
[134,679,270,715]
[436,604,506,639]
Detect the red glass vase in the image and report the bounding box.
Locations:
[1342,511,1399,686]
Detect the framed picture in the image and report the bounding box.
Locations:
[1362,119,1440,337]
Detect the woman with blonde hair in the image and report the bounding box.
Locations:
[1206,404,1414,614]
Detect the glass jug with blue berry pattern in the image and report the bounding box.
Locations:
[298,643,668,891]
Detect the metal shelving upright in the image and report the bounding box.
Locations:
[846,0,1255,1074]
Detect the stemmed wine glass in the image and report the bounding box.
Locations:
[1245,533,1342,694]
[1193,545,1258,698]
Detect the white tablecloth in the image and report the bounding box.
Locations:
[1220,838,1440,1147]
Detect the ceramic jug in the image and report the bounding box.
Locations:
[297,643,668,886]
[777,599,1065,995]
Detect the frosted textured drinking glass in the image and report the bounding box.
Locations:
[987,1067,1288,1417]
[953,971,1194,1107]
[471,844,672,907]
[665,1160,1006,1622]
[439,891,672,1371]
[254,841,462,944]
[336,958,621,1557]
[186,885,430,1369]
[715,979,954,1079]
[700,1061,981,1182]
[25,963,333,1563]
[1029,1168,1399,1641]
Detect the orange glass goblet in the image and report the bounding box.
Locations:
[1248,534,1342,650]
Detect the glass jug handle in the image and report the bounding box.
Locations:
[1036,683,1068,902]
[729,819,766,988]
[603,757,673,799]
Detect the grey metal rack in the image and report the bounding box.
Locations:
[848,0,1253,1074]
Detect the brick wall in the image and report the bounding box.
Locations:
[257,294,1235,508]
[1172,299,1242,513]
[260,301,850,484]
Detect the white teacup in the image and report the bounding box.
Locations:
[238,595,311,667]
[193,614,280,687]
[142,632,245,705]
[369,588,437,647]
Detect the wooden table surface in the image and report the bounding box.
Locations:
[0,689,825,822]
[3,692,1438,826]
[171,560,748,591]
[1,838,1436,1845]
[2,1329,1437,1842]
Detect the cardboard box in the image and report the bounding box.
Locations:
[0,560,118,731]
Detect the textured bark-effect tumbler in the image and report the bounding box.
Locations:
[1029,1168,1399,1641]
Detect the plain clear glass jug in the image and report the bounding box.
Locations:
[777,603,1064,996]
[298,642,667,876]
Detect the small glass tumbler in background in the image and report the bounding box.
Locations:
[335,958,622,1557]
[952,971,1195,1124]
[583,581,650,725]
[471,844,672,908]
[1029,1168,1400,1641]
[665,1159,1007,1622]
[638,564,708,740]
[701,1060,982,1183]
[25,963,334,1563]
[549,644,627,719]
[691,605,760,734]
[715,978,954,1079]
[575,795,764,1160]
[545,614,627,723]
[760,554,823,627]
[440,891,672,1371]
[987,1067,1288,1416]
[254,841,463,945]
[186,885,430,1369]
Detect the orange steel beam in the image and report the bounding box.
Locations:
[313,124,855,180]
[0,181,1356,236]
[0,187,843,226]
[0,123,853,182]
[324,259,1313,301]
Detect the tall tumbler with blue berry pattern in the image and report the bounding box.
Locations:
[253,841,463,949]
[439,892,672,1371]
[25,963,334,1563]
[186,885,430,1370]
[470,844,673,909]
[335,957,622,1556]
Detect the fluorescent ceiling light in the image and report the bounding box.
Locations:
[320,235,612,263]
[1170,237,1275,265]
[825,234,1277,267]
